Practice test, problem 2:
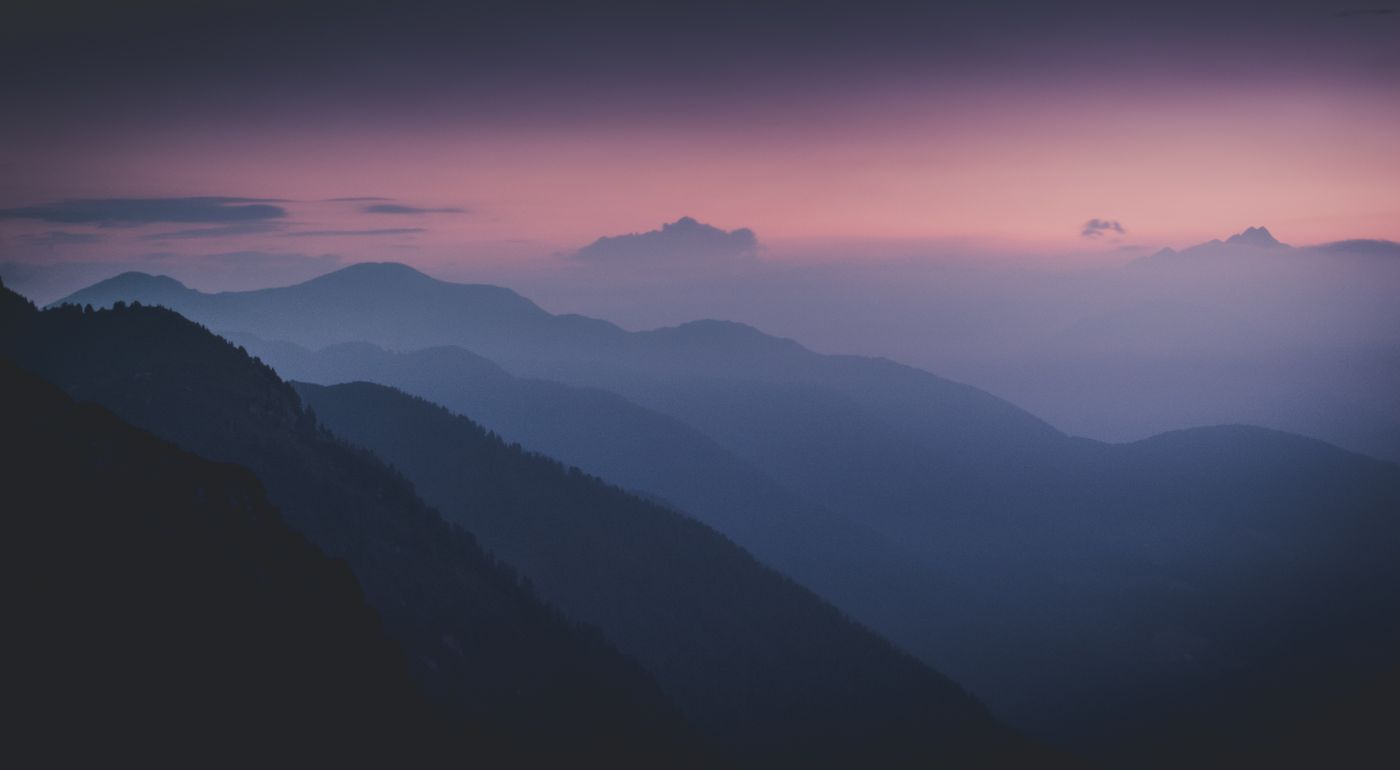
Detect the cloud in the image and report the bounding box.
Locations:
[1081,218,1126,238]
[283,227,426,237]
[1314,239,1400,258]
[16,231,105,246]
[363,203,467,215]
[325,196,395,202]
[144,222,286,240]
[0,197,287,226]
[574,216,760,265]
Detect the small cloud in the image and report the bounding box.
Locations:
[1081,218,1126,238]
[144,222,286,240]
[0,197,287,226]
[325,196,395,202]
[283,227,426,237]
[364,203,467,215]
[575,216,760,265]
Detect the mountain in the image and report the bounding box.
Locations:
[1063,228,1400,462]
[0,280,1059,767]
[55,265,1063,470]
[1,358,438,765]
[234,335,984,686]
[1224,225,1286,248]
[0,283,701,767]
[59,262,614,357]
[51,263,1400,762]
[295,379,1057,767]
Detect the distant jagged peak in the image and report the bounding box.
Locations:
[1127,227,1294,268]
[1224,226,1287,248]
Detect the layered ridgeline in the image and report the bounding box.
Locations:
[0,283,699,768]
[56,264,1062,712]
[293,380,1051,767]
[58,264,1400,763]
[0,360,436,765]
[0,281,1051,768]
[235,336,975,673]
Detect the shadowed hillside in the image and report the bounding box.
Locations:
[1,359,441,765]
[295,379,1061,767]
[0,282,701,767]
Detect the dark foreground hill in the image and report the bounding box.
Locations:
[0,282,699,768]
[1,359,439,765]
[295,379,1058,767]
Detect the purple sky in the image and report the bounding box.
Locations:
[2,0,1397,292]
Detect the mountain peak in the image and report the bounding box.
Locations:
[100,271,189,291]
[314,262,435,283]
[1225,226,1285,248]
[53,271,192,309]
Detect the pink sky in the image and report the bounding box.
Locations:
[3,67,1398,275]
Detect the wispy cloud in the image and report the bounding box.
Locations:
[363,203,467,215]
[16,230,105,246]
[0,197,287,225]
[283,227,426,237]
[144,222,286,240]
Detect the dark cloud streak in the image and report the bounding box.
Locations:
[284,227,426,237]
[0,197,287,226]
[144,222,286,240]
[16,230,105,246]
[363,204,467,215]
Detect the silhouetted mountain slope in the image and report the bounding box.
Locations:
[235,335,980,679]
[294,379,1058,768]
[0,359,437,765]
[0,286,700,767]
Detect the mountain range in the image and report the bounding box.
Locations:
[1,278,1054,767]
[26,260,1400,764]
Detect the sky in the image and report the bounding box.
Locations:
[2,0,1398,292]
